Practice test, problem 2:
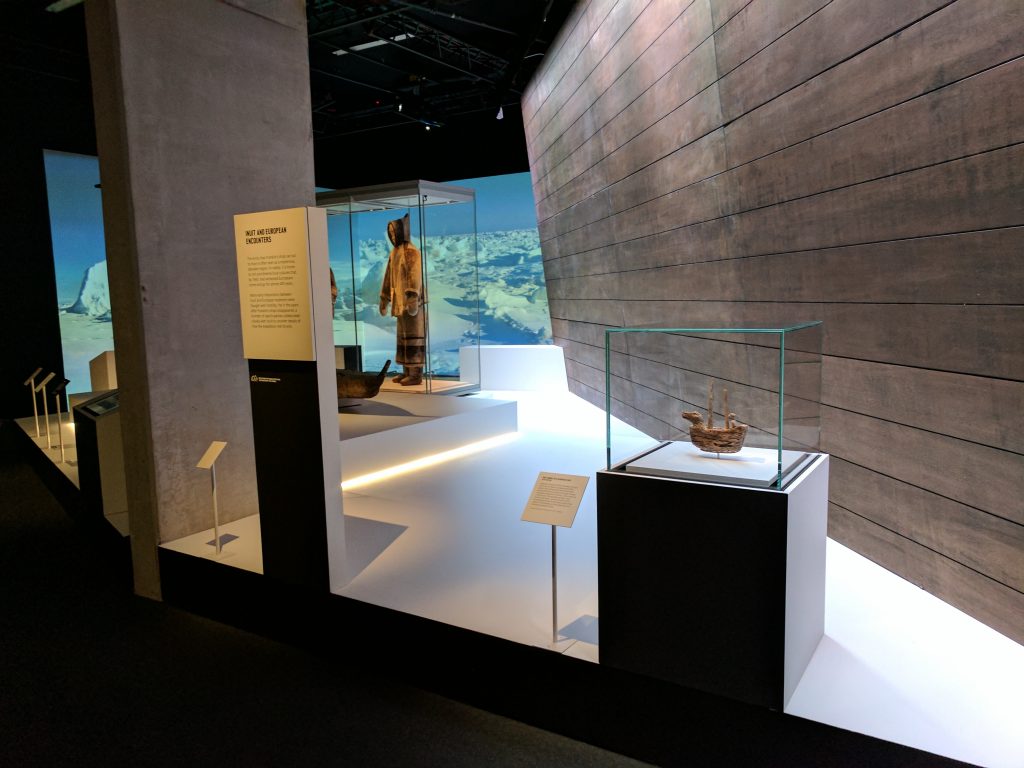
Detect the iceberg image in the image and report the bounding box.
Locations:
[57,259,115,393]
[68,260,111,319]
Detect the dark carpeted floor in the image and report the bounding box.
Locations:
[0,458,649,768]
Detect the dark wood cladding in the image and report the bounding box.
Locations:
[523,0,1024,643]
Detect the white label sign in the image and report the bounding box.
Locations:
[34,372,56,392]
[234,207,315,361]
[521,472,589,528]
[196,440,227,470]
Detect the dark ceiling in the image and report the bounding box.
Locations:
[2,0,575,187]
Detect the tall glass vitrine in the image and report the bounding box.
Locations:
[317,181,480,394]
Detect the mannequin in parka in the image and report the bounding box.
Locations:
[379,213,425,385]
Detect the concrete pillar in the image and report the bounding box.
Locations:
[85,0,315,598]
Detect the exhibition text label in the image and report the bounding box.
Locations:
[244,225,288,244]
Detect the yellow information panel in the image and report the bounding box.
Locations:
[234,207,316,361]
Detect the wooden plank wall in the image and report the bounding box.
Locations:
[522,0,1024,644]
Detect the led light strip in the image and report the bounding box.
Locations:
[340,432,520,491]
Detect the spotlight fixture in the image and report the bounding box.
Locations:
[398,102,403,112]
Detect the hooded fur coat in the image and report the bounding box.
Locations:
[379,213,425,366]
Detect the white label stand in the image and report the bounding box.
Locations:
[35,372,55,449]
[521,472,590,649]
[54,392,66,463]
[550,525,558,644]
[23,368,42,437]
[51,379,71,463]
[197,441,228,554]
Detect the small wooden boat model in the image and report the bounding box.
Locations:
[337,359,391,400]
[681,380,748,454]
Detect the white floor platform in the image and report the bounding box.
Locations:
[82,385,1021,767]
[17,405,130,536]
[338,390,642,655]
[334,390,1024,768]
[16,413,80,487]
[789,541,1024,768]
[160,513,264,573]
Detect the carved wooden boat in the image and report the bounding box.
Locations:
[682,418,749,453]
[337,359,391,399]
[681,380,748,454]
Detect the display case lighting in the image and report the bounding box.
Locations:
[341,432,519,491]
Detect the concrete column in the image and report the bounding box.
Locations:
[85,0,315,598]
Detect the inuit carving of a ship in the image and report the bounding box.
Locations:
[337,359,391,400]
[681,380,748,454]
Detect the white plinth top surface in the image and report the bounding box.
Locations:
[625,440,810,488]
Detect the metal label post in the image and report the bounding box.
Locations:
[52,379,70,464]
[521,471,590,650]
[210,464,221,553]
[197,441,229,555]
[35,372,56,449]
[54,393,65,462]
[551,524,558,644]
[23,368,42,437]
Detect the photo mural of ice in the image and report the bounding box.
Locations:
[44,150,113,394]
[46,159,552,389]
[329,172,552,377]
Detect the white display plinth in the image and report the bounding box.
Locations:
[459,345,568,392]
[625,440,812,488]
[89,350,117,390]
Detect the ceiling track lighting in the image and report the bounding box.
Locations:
[45,0,83,11]
[332,33,414,56]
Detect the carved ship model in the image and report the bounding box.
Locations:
[681,381,748,454]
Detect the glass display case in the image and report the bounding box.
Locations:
[317,181,480,395]
[604,323,823,489]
